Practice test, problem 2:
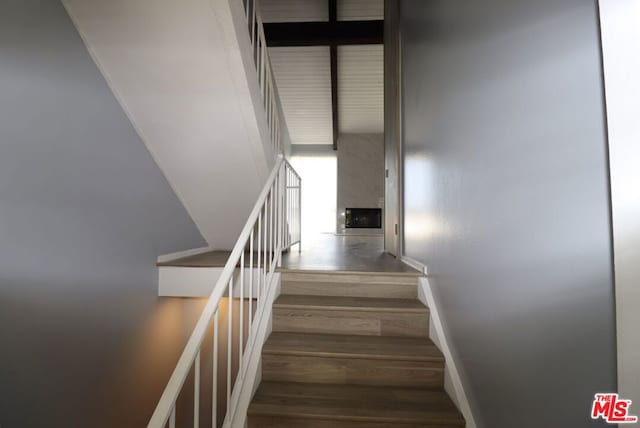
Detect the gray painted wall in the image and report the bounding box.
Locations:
[337,134,384,235]
[598,0,640,412]
[400,1,616,427]
[0,1,207,426]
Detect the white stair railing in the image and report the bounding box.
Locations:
[147,157,300,428]
[148,3,299,425]
[243,0,290,155]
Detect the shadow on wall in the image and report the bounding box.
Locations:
[102,298,208,427]
[0,0,208,426]
[0,290,206,427]
[0,285,251,427]
[107,298,253,427]
[401,0,616,427]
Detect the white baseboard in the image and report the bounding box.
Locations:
[401,255,428,275]
[156,245,213,264]
[401,257,478,428]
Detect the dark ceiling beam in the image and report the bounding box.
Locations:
[263,20,383,47]
[329,0,338,150]
[330,44,338,150]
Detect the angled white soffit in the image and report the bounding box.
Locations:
[62,0,275,248]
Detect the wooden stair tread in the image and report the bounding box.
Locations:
[156,250,264,267]
[264,332,444,362]
[156,250,232,267]
[278,268,423,277]
[251,269,463,426]
[274,295,428,313]
[249,382,465,425]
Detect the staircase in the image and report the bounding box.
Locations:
[247,270,466,428]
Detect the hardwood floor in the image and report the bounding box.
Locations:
[158,235,419,273]
[273,295,429,337]
[156,250,233,267]
[281,234,418,273]
[280,271,420,299]
[247,270,465,427]
[250,382,465,428]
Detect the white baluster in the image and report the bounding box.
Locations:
[170,406,176,428]
[257,210,262,304]
[226,278,232,415]
[212,310,218,428]
[248,229,253,344]
[239,251,244,377]
[194,351,200,428]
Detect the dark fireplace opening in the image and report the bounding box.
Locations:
[345,208,382,229]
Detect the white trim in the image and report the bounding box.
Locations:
[401,257,478,428]
[156,246,213,264]
[401,255,427,275]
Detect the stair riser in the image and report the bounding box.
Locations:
[273,308,429,337]
[263,355,444,388]
[281,281,417,299]
[281,272,419,285]
[248,416,463,428]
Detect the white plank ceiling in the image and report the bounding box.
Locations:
[269,46,333,145]
[338,45,383,134]
[263,0,384,145]
[259,0,328,22]
[338,0,383,21]
[259,0,383,22]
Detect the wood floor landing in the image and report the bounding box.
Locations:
[156,250,232,267]
[282,234,419,273]
[158,235,420,274]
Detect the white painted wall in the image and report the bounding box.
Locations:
[62,0,276,249]
[599,0,640,411]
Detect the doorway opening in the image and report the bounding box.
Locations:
[262,0,403,269]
